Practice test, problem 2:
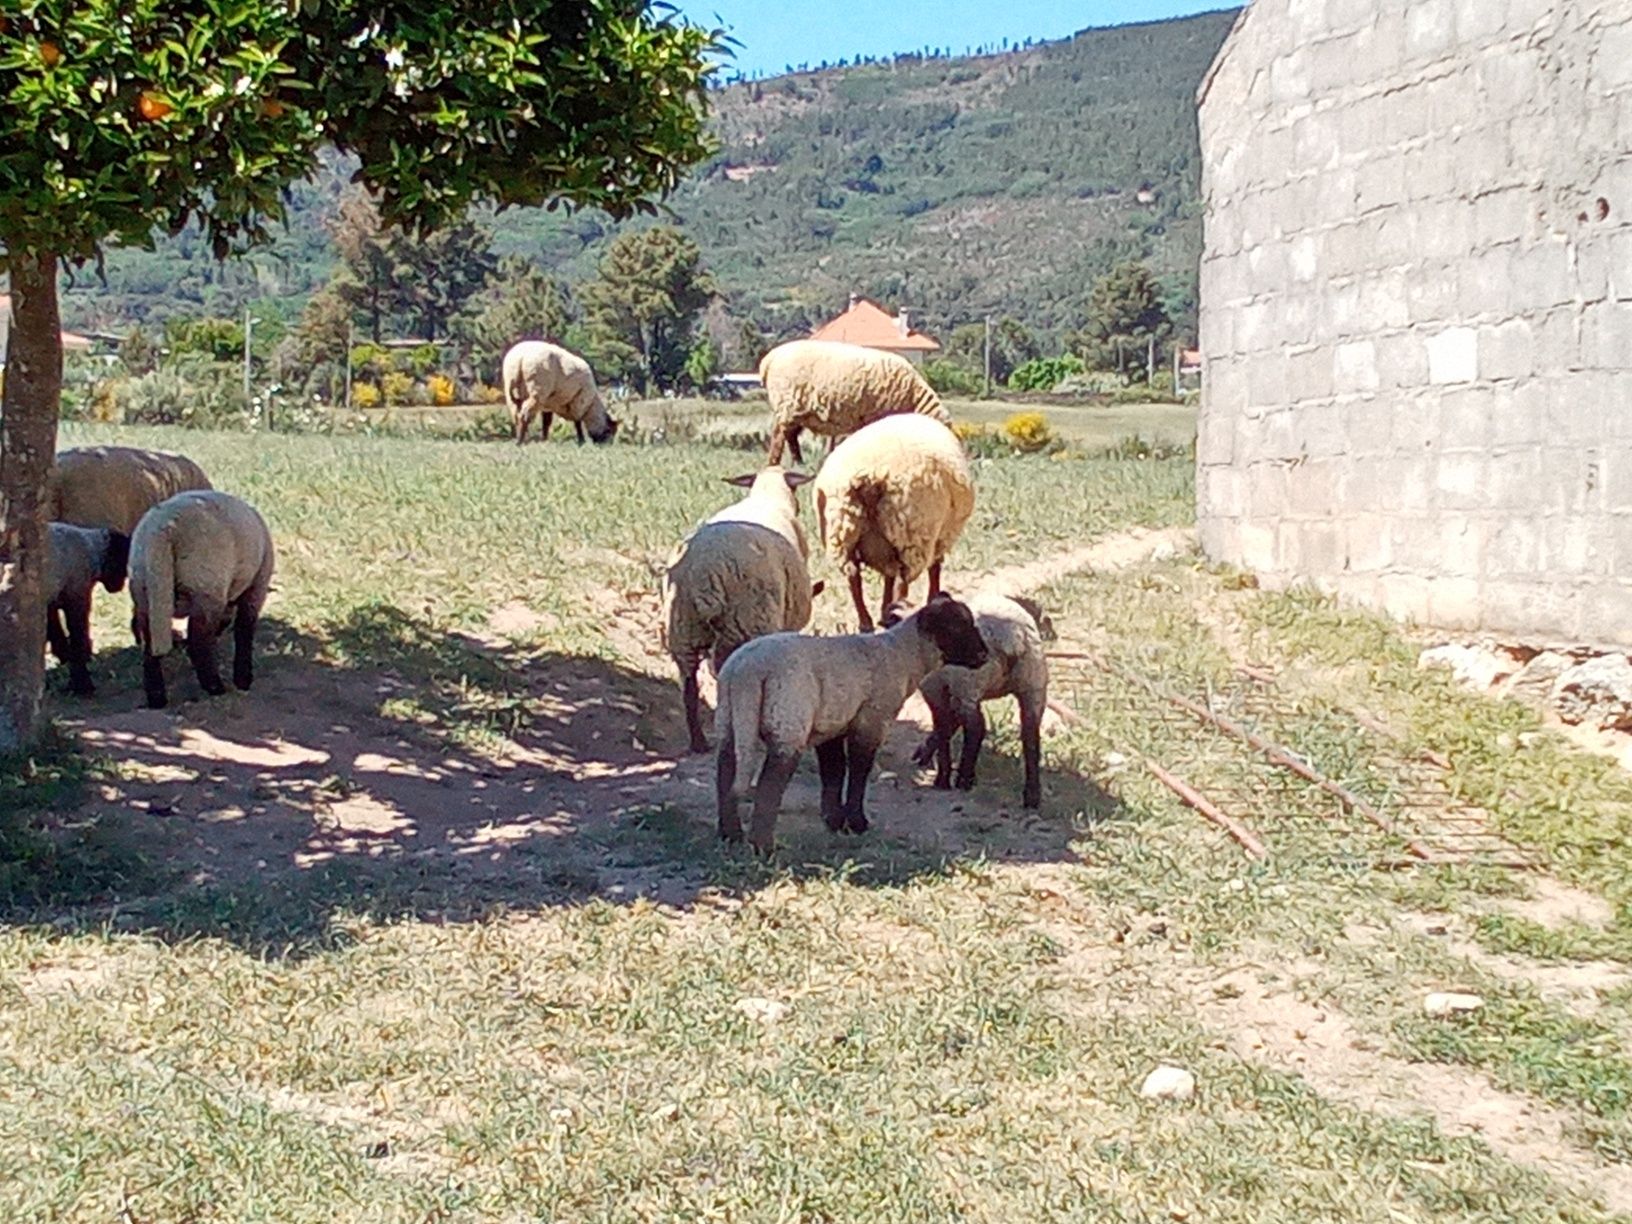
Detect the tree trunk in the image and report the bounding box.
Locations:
[0,251,63,753]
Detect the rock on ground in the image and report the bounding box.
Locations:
[1423,992,1485,1018]
[1140,1064,1196,1101]
[1553,655,1632,731]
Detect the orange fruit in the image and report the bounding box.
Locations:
[137,91,173,121]
[261,98,286,119]
[39,41,61,67]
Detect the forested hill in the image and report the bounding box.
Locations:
[63,8,1240,343]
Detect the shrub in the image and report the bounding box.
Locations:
[427,373,457,406]
[1052,369,1126,396]
[922,358,982,396]
[117,362,251,429]
[473,382,506,405]
[1008,354,1085,392]
[352,382,382,409]
[381,371,415,406]
[1002,411,1055,453]
[87,379,123,423]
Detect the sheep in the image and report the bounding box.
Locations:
[500,340,619,445]
[128,490,275,710]
[813,413,975,633]
[661,465,824,754]
[758,339,951,466]
[47,445,213,535]
[44,523,131,696]
[714,592,989,854]
[899,593,1055,810]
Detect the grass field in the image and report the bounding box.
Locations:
[5,420,1632,1221]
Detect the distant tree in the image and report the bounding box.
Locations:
[0,0,719,749]
[1075,261,1172,377]
[942,316,1041,386]
[118,325,160,376]
[331,192,397,343]
[733,318,768,371]
[684,337,719,391]
[579,227,715,393]
[457,256,572,379]
[164,316,245,364]
[393,218,497,341]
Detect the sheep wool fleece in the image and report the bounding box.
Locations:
[921,592,1048,710]
[46,523,115,602]
[47,446,212,535]
[129,491,274,657]
[759,340,949,437]
[501,341,605,427]
[814,414,975,584]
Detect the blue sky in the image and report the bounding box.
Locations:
[677,1,1232,78]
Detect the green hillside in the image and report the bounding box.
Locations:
[62,9,1239,343]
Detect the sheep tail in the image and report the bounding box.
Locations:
[915,384,950,425]
[720,669,768,801]
[140,538,176,657]
[504,360,528,414]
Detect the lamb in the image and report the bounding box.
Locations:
[813,413,976,633]
[500,340,619,445]
[661,465,824,754]
[758,339,951,466]
[47,445,213,535]
[901,593,1055,810]
[714,592,989,854]
[44,523,131,696]
[128,490,276,709]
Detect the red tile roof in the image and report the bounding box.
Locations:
[809,296,940,352]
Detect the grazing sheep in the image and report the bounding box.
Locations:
[128,490,275,710]
[661,465,824,754]
[47,445,213,535]
[903,593,1055,810]
[813,413,975,633]
[714,592,989,853]
[44,523,131,696]
[500,340,618,445]
[759,339,950,466]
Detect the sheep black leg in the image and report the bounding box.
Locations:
[841,729,881,834]
[142,652,168,710]
[232,601,262,692]
[680,659,709,754]
[1018,692,1044,810]
[924,700,957,789]
[186,603,228,697]
[786,428,805,466]
[574,419,586,445]
[927,560,943,599]
[749,749,800,855]
[716,740,742,843]
[847,562,873,633]
[515,411,530,445]
[816,738,848,831]
[538,413,554,441]
[879,574,897,627]
[766,425,787,467]
[954,705,985,792]
[64,593,96,696]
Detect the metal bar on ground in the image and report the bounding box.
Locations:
[1139,753,1269,860]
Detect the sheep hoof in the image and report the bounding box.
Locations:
[1022,791,1041,811]
[69,680,96,698]
[844,811,869,835]
[955,775,976,792]
[932,775,952,791]
[689,737,711,755]
[145,695,168,711]
[822,807,846,832]
[910,742,936,768]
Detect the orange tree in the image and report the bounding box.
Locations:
[0,1,718,750]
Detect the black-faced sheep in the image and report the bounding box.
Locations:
[661,466,823,754]
[758,339,950,466]
[714,592,989,854]
[900,593,1054,810]
[47,445,213,535]
[501,341,619,445]
[813,413,975,633]
[128,490,275,709]
[44,523,131,696]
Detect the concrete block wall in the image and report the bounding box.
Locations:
[1197,0,1632,646]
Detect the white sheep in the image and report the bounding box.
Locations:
[500,340,619,445]
[128,490,275,709]
[714,592,989,853]
[661,465,823,754]
[758,339,950,466]
[902,592,1054,810]
[47,445,213,535]
[44,523,131,696]
[813,413,975,633]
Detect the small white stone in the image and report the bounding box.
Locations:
[735,996,790,1024]
[1104,751,1128,768]
[1423,992,1484,1017]
[1140,1065,1196,1101]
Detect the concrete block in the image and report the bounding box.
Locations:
[1548,515,1611,577]
[1454,0,1509,44]
[1478,44,1546,113]
[1427,327,1480,384]
[1240,522,1279,572]
[1374,211,1420,265]
[1390,515,1443,568]
[1356,152,1407,215]
[1276,521,1305,571]
[1344,404,1393,456]
[1426,577,1483,629]
[1530,308,1581,376]
[1271,48,1313,105]
[1289,234,1320,283]
[1206,358,1249,414]
[1201,464,1246,517]
[1486,518,1543,576]
[1436,452,1487,507]
[1315,166,1359,223]
[1437,514,1486,577]
[1605,452,1632,513]
[1472,185,1540,251]
[1489,448,1548,511]
[1248,350,1295,414]
[1358,273,1412,331]
[1575,582,1632,650]
[1288,462,1344,516]
[1553,447,1605,515]
[1376,573,1434,625]
[1428,63,1482,132]
[1406,0,1457,61]
[1511,240,1578,311]
[1483,580,1576,641]
[1574,228,1632,303]
[1437,385,1493,450]
[1293,111,1340,168]
[1197,411,1236,467]
[1246,462,1291,518]
[1396,456,1437,512]
[1407,263,1463,326]
[1333,340,1381,395]
[1480,318,1535,381]
[1460,247,1516,319]
[1376,331,1431,391]
[1393,397,1443,454]
[1346,513,1393,573]
[1582,301,1632,370]
[1597,21,1632,91]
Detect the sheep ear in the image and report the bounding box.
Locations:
[810,580,826,599]
[781,471,814,489]
[722,473,757,488]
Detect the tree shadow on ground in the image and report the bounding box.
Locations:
[9,603,1119,954]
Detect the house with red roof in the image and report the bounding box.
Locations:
[809,294,940,364]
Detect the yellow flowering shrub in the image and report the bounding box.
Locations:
[1002,411,1054,453]
[351,382,381,409]
[428,373,456,406]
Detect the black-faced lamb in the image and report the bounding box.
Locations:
[661,465,823,754]
[899,593,1055,810]
[501,340,619,445]
[47,445,213,535]
[758,339,951,466]
[813,413,975,632]
[128,490,276,709]
[714,592,989,853]
[44,523,131,696]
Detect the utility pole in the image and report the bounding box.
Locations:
[982,315,992,399]
[1147,334,1156,386]
[343,321,353,411]
[242,305,254,404]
